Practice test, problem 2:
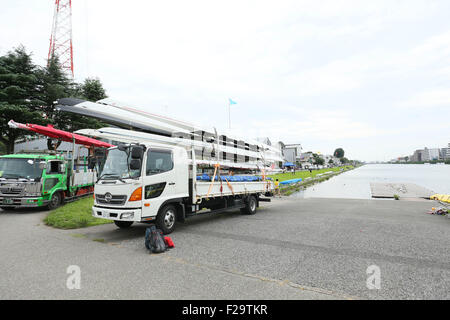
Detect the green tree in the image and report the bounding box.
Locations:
[0,46,47,153]
[0,105,45,153]
[313,153,325,167]
[334,148,345,158]
[0,45,109,153]
[56,77,108,132]
[0,141,5,155]
[37,56,76,128]
[77,77,107,101]
[41,60,106,132]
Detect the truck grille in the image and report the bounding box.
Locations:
[95,194,127,206]
[0,187,23,195]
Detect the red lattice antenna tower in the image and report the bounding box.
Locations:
[48,0,74,78]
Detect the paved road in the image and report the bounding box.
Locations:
[0,197,448,300]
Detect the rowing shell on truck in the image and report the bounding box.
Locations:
[8,120,114,149]
[56,98,284,171]
[76,127,265,170]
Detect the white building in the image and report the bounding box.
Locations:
[440,143,450,160]
[284,144,302,164]
[429,148,440,161]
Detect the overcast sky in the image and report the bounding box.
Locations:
[1,0,449,161]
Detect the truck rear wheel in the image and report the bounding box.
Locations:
[156,204,177,235]
[47,192,61,210]
[114,221,134,228]
[240,195,257,215]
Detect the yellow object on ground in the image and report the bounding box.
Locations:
[430,194,450,203]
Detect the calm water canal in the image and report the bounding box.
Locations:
[294,164,450,199]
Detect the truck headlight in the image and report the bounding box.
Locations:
[121,212,134,220]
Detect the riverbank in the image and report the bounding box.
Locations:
[269,166,355,196]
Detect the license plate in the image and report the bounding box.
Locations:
[3,198,13,205]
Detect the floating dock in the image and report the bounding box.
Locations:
[370,183,433,199]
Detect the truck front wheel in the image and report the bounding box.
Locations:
[240,195,257,215]
[156,204,177,234]
[47,192,61,210]
[114,221,134,228]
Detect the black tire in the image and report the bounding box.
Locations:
[47,192,61,210]
[114,221,134,229]
[156,204,177,235]
[240,195,257,215]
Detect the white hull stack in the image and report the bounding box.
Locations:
[57,98,284,173]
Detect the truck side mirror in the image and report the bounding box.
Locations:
[118,144,128,152]
[131,147,144,159]
[38,162,46,170]
[130,159,141,170]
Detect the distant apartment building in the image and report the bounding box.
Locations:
[323,154,341,166]
[441,143,450,160]
[427,148,440,161]
[298,152,314,168]
[275,141,286,159]
[410,149,425,162]
[284,144,303,164]
[410,146,447,162]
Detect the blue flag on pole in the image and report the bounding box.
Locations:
[229,98,237,105]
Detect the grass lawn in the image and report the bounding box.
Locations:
[269,166,354,182]
[44,197,113,229]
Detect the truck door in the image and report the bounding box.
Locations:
[141,148,177,218]
[43,160,65,196]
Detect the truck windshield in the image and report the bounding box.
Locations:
[0,158,43,180]
[100,148,141,180]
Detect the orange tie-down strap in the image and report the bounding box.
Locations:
[265,180,272,192]
[224,177,234,195]
[206,164,220,198]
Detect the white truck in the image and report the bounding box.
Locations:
[92,142,274,234]
[54,97,278,234]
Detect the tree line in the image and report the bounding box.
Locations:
[0,45,107,154]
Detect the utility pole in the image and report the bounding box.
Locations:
[48,0,74,78]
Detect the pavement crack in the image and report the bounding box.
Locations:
[158,254,358,300]
[182,230,450,271]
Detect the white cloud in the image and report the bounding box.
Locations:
[397,88,450,108]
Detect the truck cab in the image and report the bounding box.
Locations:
[0,154,67,209]
[93,143,189,231]
[0,152,98,210]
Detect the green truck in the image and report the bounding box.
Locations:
[0,153,96,210]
